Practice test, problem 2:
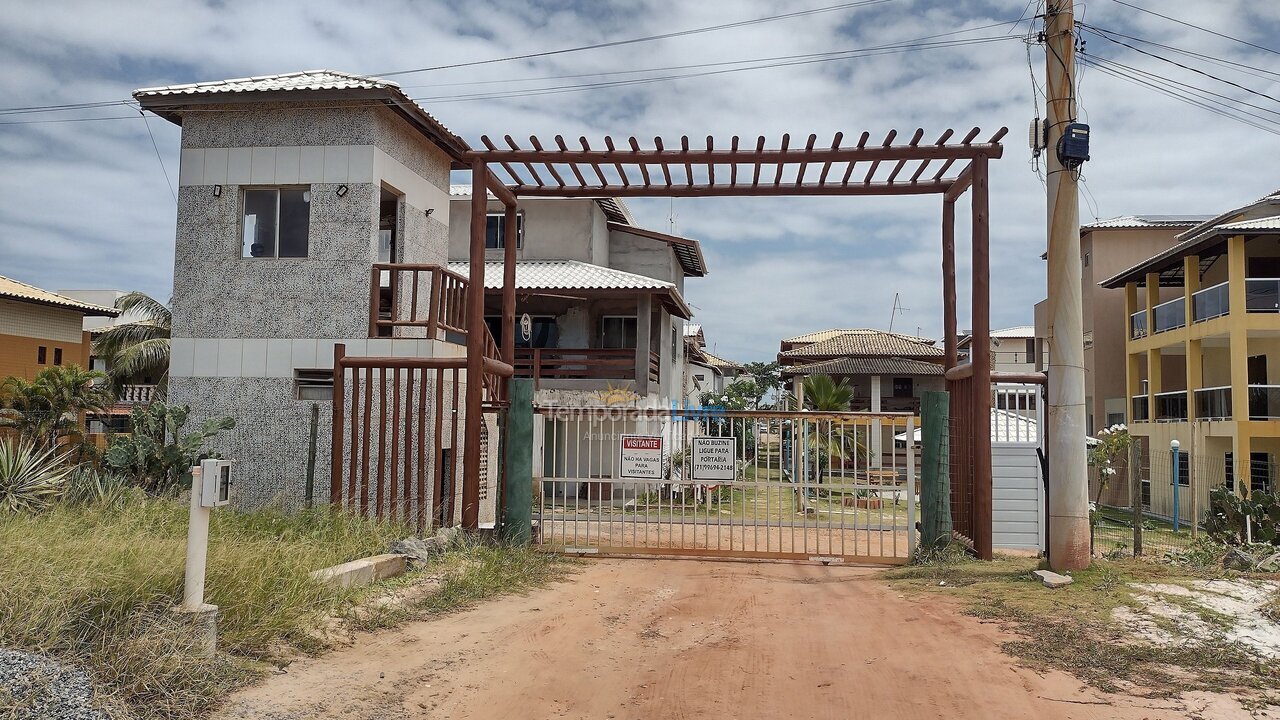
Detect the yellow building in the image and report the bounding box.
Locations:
[0,275,117,382]
[1101,190,1280,523]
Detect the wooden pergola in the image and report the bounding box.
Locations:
[461,127,1007,557]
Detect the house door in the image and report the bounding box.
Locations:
[376,188,402,338]
[1249,355,1268,418]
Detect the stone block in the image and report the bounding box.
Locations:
[1032,569,1074,588]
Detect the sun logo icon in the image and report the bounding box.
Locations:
[593,382,641,406]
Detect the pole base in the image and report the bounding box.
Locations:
[171,603,219,658]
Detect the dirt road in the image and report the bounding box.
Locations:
[216,560,1251,720]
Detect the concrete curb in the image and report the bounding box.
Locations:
[311,554,407,589]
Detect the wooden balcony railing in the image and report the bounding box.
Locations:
[369,263,469,338]
[514,348,641,386]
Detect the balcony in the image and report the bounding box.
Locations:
[1131,395,1149,422]
[1194,386,1231,420]
[514,348,660,388]
[1249,385,1280,420]
[1191,281,1230,322]
[1129,310,1147,340]
[851,396,921,413]
[1151,297,1185,334]
[1153,390,1188,422]
[1246,278,1280,313]
[369,263,469,339]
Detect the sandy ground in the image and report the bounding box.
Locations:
[215,560,1258,720]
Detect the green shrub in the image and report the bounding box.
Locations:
[0,438,74,513]
[1203,485,1280,546]
[105,403,234,494]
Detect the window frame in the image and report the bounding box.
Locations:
[485,212,525,250]
[241,186,312,259]
[37,346,47,365]
[53,348,63,366]
[600,315,638,350]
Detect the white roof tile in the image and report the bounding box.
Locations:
[1082,215,1210,230]
[1217,215,1280,232]
[135,70,392,97]
[447,260,674,291]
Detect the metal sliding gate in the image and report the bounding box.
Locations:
[533,407,917,564]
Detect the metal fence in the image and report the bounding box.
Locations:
[534,407,917,563]
[1092,447,1227,557]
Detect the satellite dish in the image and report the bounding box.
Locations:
[520,313,533,342]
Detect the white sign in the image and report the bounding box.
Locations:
[618,434,663,480]
[519,313,532,342]
[691,436,736,481]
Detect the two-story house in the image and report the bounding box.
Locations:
[683,323,745,405]
[958,325,1038,374]
[1100,189,1280,523]
[1034,215,1209,437]
[134,70,487,512]
[0,275,116,382]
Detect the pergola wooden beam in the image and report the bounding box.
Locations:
[507,180,952,198]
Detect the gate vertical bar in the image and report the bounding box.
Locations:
[463,159,488,529]
[330,344,346,506]
[906,415,916,557]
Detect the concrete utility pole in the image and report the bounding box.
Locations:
[1044,0,1091,570]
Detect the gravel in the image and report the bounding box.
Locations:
[0,649,113,720]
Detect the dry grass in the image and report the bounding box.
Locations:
[0,494,566,720]
[887,553,1280,701]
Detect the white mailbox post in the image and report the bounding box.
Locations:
[177,458,233,656]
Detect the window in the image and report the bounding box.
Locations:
[1106,412,1125,427]
[294,369,334,401]
[892,377,913,398]
[1082,252,1090,267]
[53,348,62,366]
[1172,450,1190,486]
[485,315,557,349]
[485,213,524,249]
[37,346,46,364]
[601,316,637,349]
[1226,452,1273,494]
[243,188,311,258]
[1025,338,1036,365]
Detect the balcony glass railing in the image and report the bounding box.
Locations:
[1191,281,1229,322]
[1151,297,1186,333]
[1246,278,1280,312]
[1154,390,1189,422]
[1131,395,1150,422]
[1248,385,1280,420]
[1130,310,1148,340]
[1194,386,1232,420]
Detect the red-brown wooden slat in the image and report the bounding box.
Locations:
[863,129,896,184]
[729,136,740,186]
[580,137,609,186]
[655,137,673,186]
[932,158,957,181]
[604,136,629,186]
[841,132,870,185]
[481,135,524,187]
[505,135,544,186]
[751,136,765,187]
[706,136,715,186]
[911,130,952,182]
[773,133,790,186]
[794,133,817,186]
[886,128,924,183]
[818,132,843,185]
[681,135,693,186]
[529,136,566,187]
[961,127,981,144]
[556,135,589,187]
[629,137,651,186]
[987,127,1009,144]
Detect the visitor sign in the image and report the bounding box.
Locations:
[691,436,736,480]
[618,435,663,479]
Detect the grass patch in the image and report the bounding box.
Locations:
[887,553,1280,700]
[0,493,569,720]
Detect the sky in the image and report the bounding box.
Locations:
[2,0,1279,363]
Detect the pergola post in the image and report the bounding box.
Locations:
[502,201,518,365]
[462,159,487,529]
[942,198,958,369]
[970,154,992,560]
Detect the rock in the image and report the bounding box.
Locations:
[435,526,461,545]
[1222,547,1258,571]
[1255,551,1280,573]
[1031,569,1074,588]
[389,536,445,564]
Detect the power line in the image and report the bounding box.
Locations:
[373,0,896,77]
[1108,0,1279,57]
[1082,24,1280,104]
[140,110,177,204]
[1078,22,1280,81]
[1085,53,1280,120]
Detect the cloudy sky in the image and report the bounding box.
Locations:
[2,0,1278,362]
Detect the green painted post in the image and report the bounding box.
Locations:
[920,390,952,551]
[501,378,534,544]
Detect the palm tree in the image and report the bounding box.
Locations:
[801,374,854,411]
[0,365,113,450]
[93,291,171,400]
